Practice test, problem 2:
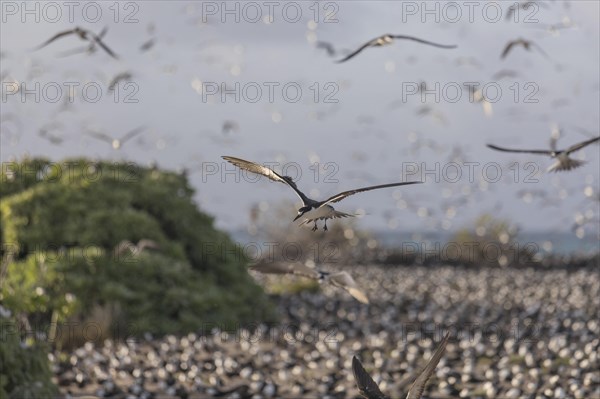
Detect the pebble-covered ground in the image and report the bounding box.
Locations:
[55,263,600,399]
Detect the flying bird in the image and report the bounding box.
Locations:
[505,2,549,21]
[140,38,156,52]
[249,261,369,303]
[108,72,133,91]
[500,38,548,59]
[34,26,118,59]
[55,26,109,58]
[87,126,146,150]
[113,239,160,258]
[487,136,600,172]
[353,332,450,399]
[336,34,457,63]
[222,156,422,231]
[315,40,337,57]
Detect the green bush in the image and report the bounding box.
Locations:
[0,316,57,399]
[0,158,276,345]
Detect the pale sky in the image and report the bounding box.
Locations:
[1,1,599,239]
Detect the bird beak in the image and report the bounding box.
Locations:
[293,214,302,222]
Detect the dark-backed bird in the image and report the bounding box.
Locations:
[336,34,457,63]
[249,261,369,303]
[487,136,600,172]
[500,38,548,59]
[353,332,450,399]
[87,126,146,150]
[35,26,118,59]
[222,156,422,231]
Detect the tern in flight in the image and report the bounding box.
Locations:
[487,136,600,172]
[87,126,146,150]
[500,38,548,60]
[249,261,369,304]
[222,156,422,231]
[34,26,118,59]
[336,34,457,63]
[353,332,450,399]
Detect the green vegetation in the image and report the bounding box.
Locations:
[0,316,58,399]
[1,158,276,345]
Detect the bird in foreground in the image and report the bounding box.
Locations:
[336,34,457,63]
[34,26,118,59]
[353,332,450,399]
[87,126,146,150]
[222,156,422,231]
[500,38,548,59]
[486,136,600,172]
[249,261,369,304]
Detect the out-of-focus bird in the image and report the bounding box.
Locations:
[140,38,156,52]
[316,41,337,57]
[353,332,450,399]
[249,261,369,304]
[34,26,118,59]
[87,126,146,150]
[500,38,549,59]
[336,34,457,63]
[108,72,133,91]
[222,156,422,231]
[487,136,600,172]
[505,1,549,21]
[113,239,160,258]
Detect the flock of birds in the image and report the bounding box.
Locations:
[218,135,597,397]
[3,3,599,397]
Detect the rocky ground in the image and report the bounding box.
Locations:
[54,263,600,399]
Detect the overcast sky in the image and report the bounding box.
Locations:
[1,1,599,241]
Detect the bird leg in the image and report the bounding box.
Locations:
[323,220,328,231]
[311,221,318,232]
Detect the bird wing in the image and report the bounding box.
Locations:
[140,38,156,51]
[388,35,457,49]
[406,332,450,399]
[316,41,336,56]
[108,72,132,90]
[530,41,551,60]
[87,130,114,144]
[34,29,76,50]
[500,40,521,58]
[113,240,134,257]
[320,182,422,206]
[564,136,600,154]
[120,126,146,144]
[328,271,369,304]
[335,38,378,63]
[352,356,388,399]
[91,33,119,59]
[486,144,552,155]
[222,156,311,205]
[96,26,108,39]
[137,239,160,252]
[248,262,320,280]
